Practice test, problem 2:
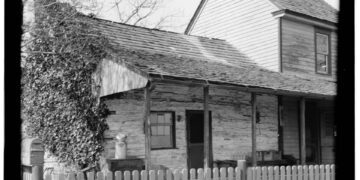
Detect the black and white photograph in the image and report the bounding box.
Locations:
[8,0,354,179]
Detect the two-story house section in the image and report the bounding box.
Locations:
[185,0,338,81]
[185,0,338,164]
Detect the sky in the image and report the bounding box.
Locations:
[22,0,340,33]
[93,0,339,33]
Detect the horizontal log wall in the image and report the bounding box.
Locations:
[102,82,278,169]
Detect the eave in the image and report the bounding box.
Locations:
[272,9,337,30]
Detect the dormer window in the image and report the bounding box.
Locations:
[315,30,331,75]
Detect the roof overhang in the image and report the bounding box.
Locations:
[272,9,337,30]
[150,74,335,100]
[94,59,335,100]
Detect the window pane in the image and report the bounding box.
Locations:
[316,54,328,73]
[151,136,172,148]
[151,126,158,135]
[158,114,165,123]
[164,113,172,124]
[157,126,164,135]
[150,114,157,124]
[316,33,329,54]
[164,126,170,135]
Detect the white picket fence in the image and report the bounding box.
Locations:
[44,164,335,180]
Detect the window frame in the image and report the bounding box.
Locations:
[149,111,176,150]
[314,28,332,75]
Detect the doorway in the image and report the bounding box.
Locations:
[305,102,321,164]
[186,110,212,169]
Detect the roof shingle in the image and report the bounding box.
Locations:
[269,0,338,23]
[88,17,336,97]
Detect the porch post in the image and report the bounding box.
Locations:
[144,84,151,170]
[300,97,306,164]
[204,86,211,168]
[251,93,257,166]
[203,85,211,168]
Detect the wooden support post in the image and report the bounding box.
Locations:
[237,160,247,180]
[203,85,210,168]
[251,93,257,166]
[278,96,284,156]
[144,85,151,170]
[300,97,306,164]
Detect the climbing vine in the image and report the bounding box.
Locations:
[21,0,109,169]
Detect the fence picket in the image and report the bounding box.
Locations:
[115,171,122,180]
[174,169,181,180]
[314,165,319,180]
[106,171,113,180]
[228,167,234,180]
[150,170,156,180]
[67,172,76,180]
[280,166,285,180]
[297,166,302,180]
[330,165,335,180]
[190,169,196,180]
[182,169,188,180]
[235,167,241,180]
[205,168,212,180]
[220,168,226,180]
[167,169,173,180]
[87,172,95,180]
[303,166,308,180]
[268,166,274,180]
[319,165,325,180]
[309,166,314,180]
[286,166,291,180]
[256,167,261,180]
[262,167,267,180]
[325,165,331,180]
[133,170,140,180]
[246,168,253,180]
[124,171,131,180]
[291,166,297,180]
[141,170,148,180]
[198,168,205,180]
[213,168,220,180]
[157,170,164,180]
[97,172,105,180]
[44,171,51,180]
[59,173,66,180]
[274,166,279,180]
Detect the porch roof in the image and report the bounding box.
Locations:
[89,17,336,98]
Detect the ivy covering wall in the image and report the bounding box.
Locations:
[21,0,110,169]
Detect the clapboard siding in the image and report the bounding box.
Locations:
[281,19,337,80]
[282,97,300,161]
[101,83,278,169]
[190,0,280,72]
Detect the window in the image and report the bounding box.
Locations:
[315,31,331,74]
[150,111,175,149]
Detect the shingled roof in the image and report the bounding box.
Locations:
[269,0,338,23]
[88,17,336,97]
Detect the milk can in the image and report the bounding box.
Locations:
[115,133,127,159]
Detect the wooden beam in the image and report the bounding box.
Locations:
[203,85,210,168]
[251,93,257,166]
[150,76,335,100]
[300,97,306,164]
[144,85,151,170]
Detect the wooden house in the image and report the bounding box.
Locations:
[68,12,337,171]
[184,0,338,166]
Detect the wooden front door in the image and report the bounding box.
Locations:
[305,102,321,164]
[186,110,212,169]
